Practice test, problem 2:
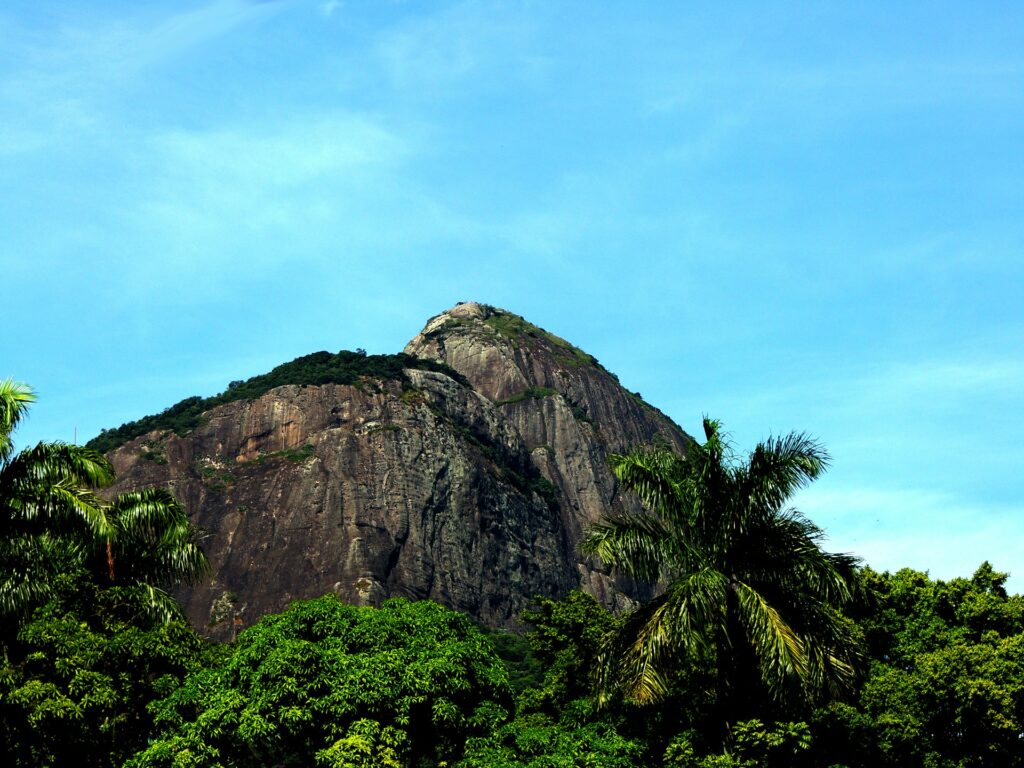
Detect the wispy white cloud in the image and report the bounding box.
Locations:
[319,0,342,19]
[0,1,281,155]
[372,2,538,95]
[108,110,492,300]
[131,113,410,264]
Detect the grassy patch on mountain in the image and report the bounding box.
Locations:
[495,387,558,406]
[483,309,600,368]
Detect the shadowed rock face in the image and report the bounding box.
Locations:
[106,303,690,637]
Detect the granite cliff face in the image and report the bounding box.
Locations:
[105,303,690,637]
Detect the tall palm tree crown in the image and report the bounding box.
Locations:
[0,380,208,624]
[582,417,861,715]
[0,380,115,619]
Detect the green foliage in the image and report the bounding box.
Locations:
[479,307,600,368]
[857,563,1024,667]
[483,630,545,695]
[86,351,470,454]
[242,443,316,464]
[528,476,561,510]
[1,380,115,623]
[0,575,205,768]
[808,563,1024,768]
[455,593,647,768]
[457,712,644,768]
[85,488,209,623]
[583,418,862,718]
[518,591,616,713]
[141,440,169,465]
[494,387,558,407]
[665,720,812,768]
[861,635,1024,768]
[568,401,593,425]
[128,596,513,768]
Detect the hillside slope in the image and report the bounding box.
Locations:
[103,303,690,635]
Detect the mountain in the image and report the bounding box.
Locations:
[98,302,690,636]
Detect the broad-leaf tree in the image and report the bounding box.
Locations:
[582,418,862,722]
[127,596,513,768]
[0,574,205,768]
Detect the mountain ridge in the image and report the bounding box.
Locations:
[101,302,691,636]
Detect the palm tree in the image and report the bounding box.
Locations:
[0,380,208,624]
[582,418,861,721]
[89,488,210,623]
[0,380,115,619]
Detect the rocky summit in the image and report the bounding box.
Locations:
[101,302,690,637]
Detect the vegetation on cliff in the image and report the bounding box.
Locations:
[86,351,470,454]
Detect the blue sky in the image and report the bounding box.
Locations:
[4,1,1023,588]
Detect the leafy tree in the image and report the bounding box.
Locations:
[461,592,679,767]
[857,563,1024,667]
[582,418,862,725]
[860,634,1024,768]
[664,719,812,768]
[809,564,1024,768]
[517,590,617,713]
[457,712,645,768]
[0,573,205,768]
[127,596,513,768]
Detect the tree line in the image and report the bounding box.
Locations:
[2,381,1022,767]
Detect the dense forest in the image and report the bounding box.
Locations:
[3,380,1023,767]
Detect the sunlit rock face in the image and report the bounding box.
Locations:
[107,303,690,638]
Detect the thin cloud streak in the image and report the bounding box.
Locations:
[0,1,280,155]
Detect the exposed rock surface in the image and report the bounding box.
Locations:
[106,303,690,637]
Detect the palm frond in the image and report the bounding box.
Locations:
[598,568,728,705]
[581,511,691,582]
[586,417,863,719]
[594,594,673,705]
[771,592,862,701]
[732,581,807,698]
[610,447,688,525]
[134,584,186,625]
[105,488,211,590]
[741,508,857,607]
[742,432,829,515]
[0,379,36,462]
[0,533,80,618]
[1,442,114,497]
[3,478,114,538]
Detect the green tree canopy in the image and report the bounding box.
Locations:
[0,574,206,768]
[128,596,513,768]
[809,564,1024,768]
